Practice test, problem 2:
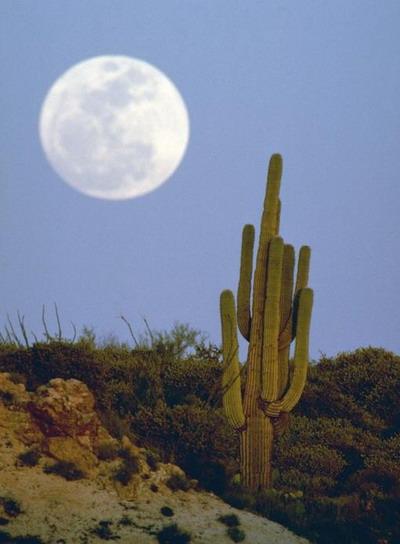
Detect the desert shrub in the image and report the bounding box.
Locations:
[113,447,140,485]
[260,490,307,530]
[362,433,400,475]
[99,354,163,415]
[217,514,240,527]
[43,460,85,481]
[299,348,400,433]
[166,473,191,492]
[156,523,191,544]
[136,322,207,360]
[118,515,134,526]
[96,441,120,461]
[145,448,161,471]
[132,402,237,492]
[227,526,246,542]
[161,357,222,406]
[17,447,41,467]
[277,443,346,480]
[90,520,117,540]
[99,411,131,441]
[0,497,22,517]
[0,532,44,544]
[0,390,14,405]
[160,506,174,517]
[222,484,255,510]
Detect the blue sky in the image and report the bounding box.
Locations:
[1,1,399,359]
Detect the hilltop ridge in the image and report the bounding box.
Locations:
[0,371,308,543]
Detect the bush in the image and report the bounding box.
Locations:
[96,441,120,461]
[166,473,191,492]
[227,526,246,542]
[161,357,222,407]
[132,402,237,492]
[43,460,85,481]
[90,520,118,540]
[17,448,41,467]
[0,531,44,544]
[112,447,140,485]
[145,448,161,471]
[0,497,22,517]
[156,523,191,544]
[160,506,174,517]
[299,348,400,433]
[217,514,240,527]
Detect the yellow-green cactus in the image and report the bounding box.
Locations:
[220,154,314,490]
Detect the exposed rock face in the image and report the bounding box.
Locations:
[28,378,101,440]
[0,372,309,543]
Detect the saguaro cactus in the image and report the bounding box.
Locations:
[220,154,313,490]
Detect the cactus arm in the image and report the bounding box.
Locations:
[277,244,295,394]
[261,236,284,401]
[265,287,313,416]
[220,290,245,430]
[294,246,311,294]
[279,244,295,336]
[237,224,255,341]
[278,252,293,393]
[291,246,311,340]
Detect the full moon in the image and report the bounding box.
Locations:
[39,56,190,200]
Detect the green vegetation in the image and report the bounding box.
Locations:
[160,506,174,517]
[0,531,44,544]
[217,514,240,527]
[218,513,245,542]
[90,520,119,540]
[43,460,85,481]
[165,473,191,492]
[0,497,22,517]
[145,448,161,471]
[96,441,120,461]
[220,154,313,490]
[227,526,246,542]
[156,523,191,544]
[17,447,41,467]
[0,324,399,542]
[112,447,140,485]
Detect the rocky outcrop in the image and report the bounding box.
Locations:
[0,372,309,543]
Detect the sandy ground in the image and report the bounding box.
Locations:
[0,463,309,543]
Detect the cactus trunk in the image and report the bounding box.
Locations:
[220,154,314,491]
[240,414,274,490]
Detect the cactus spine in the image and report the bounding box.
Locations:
[220,154,313,490]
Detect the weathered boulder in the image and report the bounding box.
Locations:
[46,436,99,475]
[28,378,101,442]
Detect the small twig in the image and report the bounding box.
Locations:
[17,311,30,348]
[54,303,63,341]
[6,314,23,347]
[42,305,53,342]
[142,316,155,345]
[120,315,139,347]
[4,325,14,344]
[70,322,77,343]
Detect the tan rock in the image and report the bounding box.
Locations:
[28,378,101,441]
[46,436,98,476]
